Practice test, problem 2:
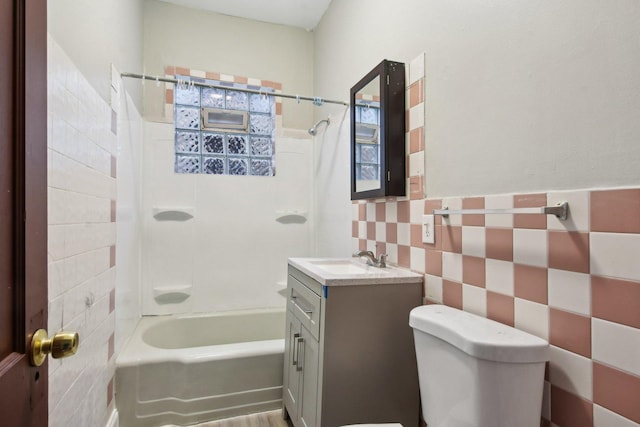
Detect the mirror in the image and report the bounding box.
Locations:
[350,60,406,200]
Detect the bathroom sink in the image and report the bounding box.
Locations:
[288,257,422,286]
[308,259,389,276]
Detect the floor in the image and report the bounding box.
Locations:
[190,410,292,427]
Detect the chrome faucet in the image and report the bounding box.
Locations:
[353,250,387,268]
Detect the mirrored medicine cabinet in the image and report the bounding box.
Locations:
[350,60,406,200]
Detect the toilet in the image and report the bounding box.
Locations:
[344,304,549,427]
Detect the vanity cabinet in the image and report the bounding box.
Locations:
[283,263,422,427]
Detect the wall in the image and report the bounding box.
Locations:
[48,0,144,110]
[141,121,313,315]
[47,36,119,427]
[142,0,315,130]
[315,1,640,426]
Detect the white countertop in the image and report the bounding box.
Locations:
[288,257,423,286]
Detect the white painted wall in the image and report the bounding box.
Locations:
[141,122,313,314]
[48,0,144,109]
[313,0,640,255]
[143,0,315,129]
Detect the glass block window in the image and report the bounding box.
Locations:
[174,75,276,176]
[354,102,381,182]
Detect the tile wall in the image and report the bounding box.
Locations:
[47,35,118,427]
[353,54,640,427]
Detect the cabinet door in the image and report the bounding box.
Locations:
[283,313,302,422]
[298,325,319,427]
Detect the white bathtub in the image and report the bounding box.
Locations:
[116,308,286,427]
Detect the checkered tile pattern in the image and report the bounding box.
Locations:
[162,66,283,121]
[352,54,640,427]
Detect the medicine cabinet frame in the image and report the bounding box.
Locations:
[350,60,406,200]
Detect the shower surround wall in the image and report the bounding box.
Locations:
[47,36,143,427]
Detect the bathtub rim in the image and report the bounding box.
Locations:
[116,307,286,368]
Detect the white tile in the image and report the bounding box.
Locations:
[484,194,513,228]
[385,201,398,223]
[462,226,486,258]
[409,52,426,84]
[547,190,590,232]
[397,223,411,246]
[426,274,443,303]
[485,258,514,296]
[594,405,640,427]
[548,268,591,316]
[409,151,424,177]
[358,221,366,239]
[442,252,463,283]
[375,222,386,242]
[410,247,425,274]
[462,284,487,317]
[514,298,549,340]
[409,103,424,130]
[366,202,376,222]
[351,237,360,254]
[385,243,398,265]
[591,232,640,282]
[549,345,593,400]
[409,200,424,224]
[592,318,640,377]
[513,228,548,267]
[441,197,463,226]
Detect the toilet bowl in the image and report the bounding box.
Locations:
[342,305,549,427]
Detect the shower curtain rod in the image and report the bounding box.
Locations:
[120,72,350,106]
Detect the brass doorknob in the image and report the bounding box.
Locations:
[30,329,79,367]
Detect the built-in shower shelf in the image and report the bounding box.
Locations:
[153,285,192,304]
[152,207,195,221]
[275,210,307,224]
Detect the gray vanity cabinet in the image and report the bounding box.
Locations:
[283,265,422,427]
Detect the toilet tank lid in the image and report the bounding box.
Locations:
[409,305,549,363]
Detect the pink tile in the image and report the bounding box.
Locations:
[398,200,410,223]
[514,264,548,304]
[487,291,514,326]
[410,176,424,200]
[107,377,114,406]
[110,200,116,222]
[376,242,387,257]
[514,193,548,229]
[386,223,398,244]
[592,275,640,329]
[591,189,640,233]
[443,280,463,310]
[398,245,411,268]
[109,288,115,313]
[548,231,590,273]
[108,333,114,361]
[262,80,282,90]
[358,203,366,221]
[442,226,462,254]
[359,239,367,250]
[409,127,424,154]
[425,199,442,225]
[164,66,176,75]
[352,221,358,238]
[276,102,282,115]
[462,255,485,287]
[110,156,117,178]
[205,71,220,80]
[593,362,640,424]
[376,203,386,222]
[234,75,248,84]
[425,250,442,277]
[367,222,376,240]
[550,385,593,427]
[109,245,116,268]
[485,228,513,261]
[409,80,424,108]
[411,224,423,247]
[549,308,591,358]
[175,66,190,76]
[165,88,174,104]
[462,197,485,227]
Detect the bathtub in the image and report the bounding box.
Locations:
[116,308,286,427]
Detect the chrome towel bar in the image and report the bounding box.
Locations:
[433,201,569,221]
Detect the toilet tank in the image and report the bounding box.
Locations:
[409,305,549,427]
